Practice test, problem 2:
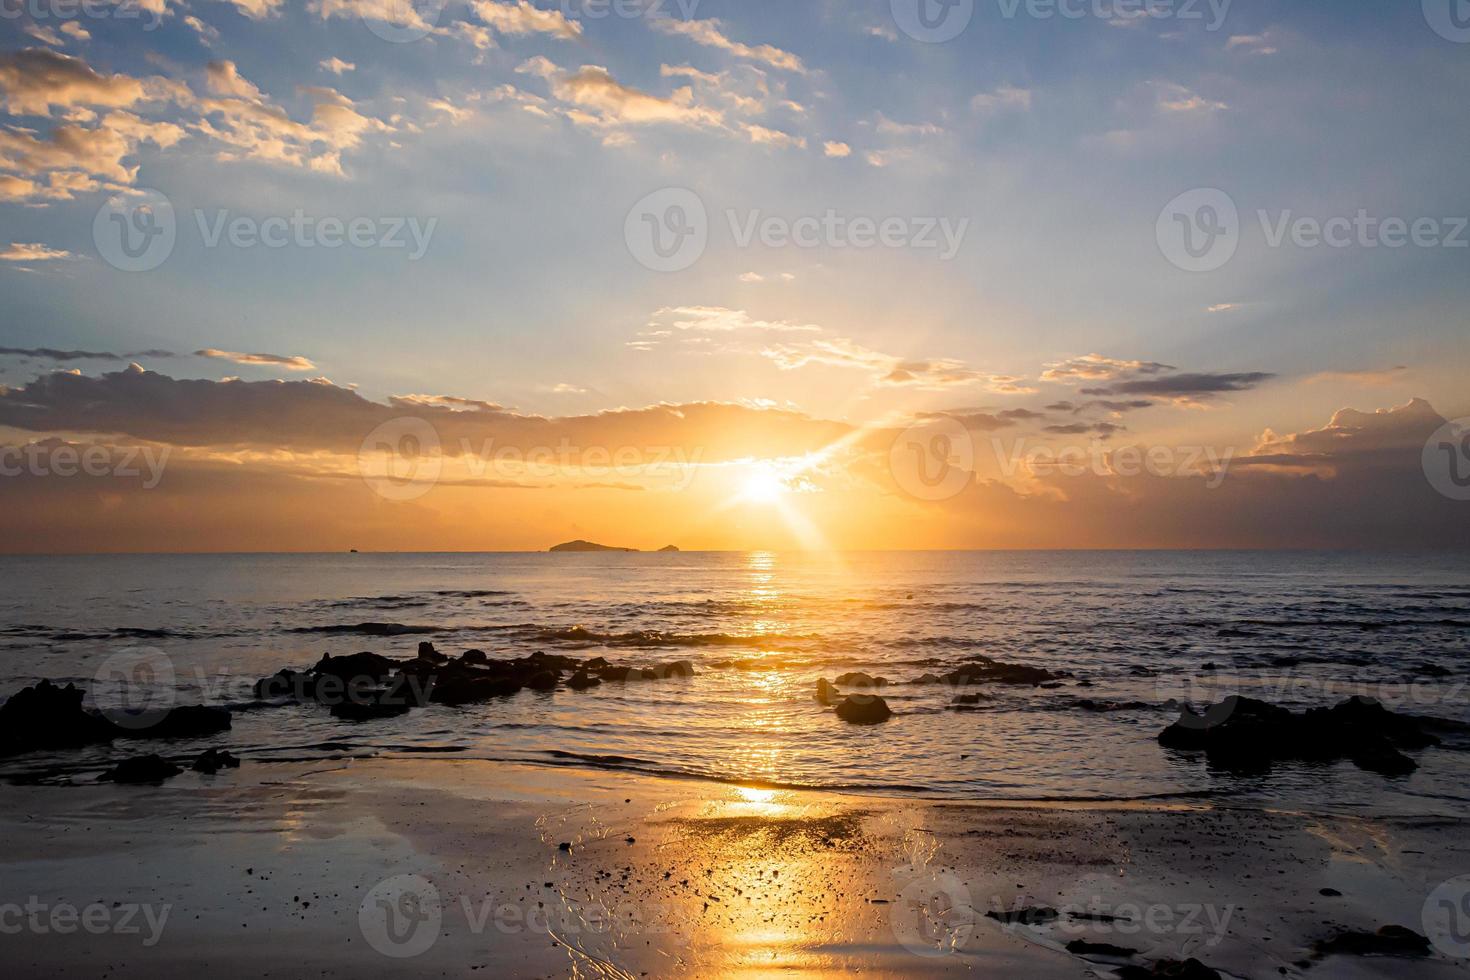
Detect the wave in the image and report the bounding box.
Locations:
[535,625,821,648]
[289,622,445,636]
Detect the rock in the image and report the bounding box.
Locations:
[985,906,1058,925]
[429,670,522,705]
[815,678,839,706]
[1116,959,1222,980]
[658,545,680,552]
[254,669,309,700]
[834,672,886,688]
[0,679,120,754]
[658,660,696,679]
[1313,925,1431,958]
[913,673,941,685]
[527,671,560,692]
[144,705,232,739]
[312,651,400,684]
[834,695,892,725]
[1319,888,1342,897]
[99,754,183,783]
[951,693,988,706]
[917,657,1063,688]
[566,671,600,690]
[1066,939,1138,957]
[192,748,241,773]
[1158,695,1436,776]
[598,666,636,682]
[460,649,488,666]
[417,641,446,664]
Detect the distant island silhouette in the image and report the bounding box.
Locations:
[549,540,679,553]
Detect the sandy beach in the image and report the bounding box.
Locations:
[2,756,1465,978]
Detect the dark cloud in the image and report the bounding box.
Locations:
[1043,422,1126,437]
[1082,372,1275,398]
[0,366,855,462]
[0,346,175,361]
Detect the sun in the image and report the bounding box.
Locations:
[741,470,788,504]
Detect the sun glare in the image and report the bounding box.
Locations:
[741,470,788,504]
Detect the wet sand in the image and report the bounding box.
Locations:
[1,758,1466,978]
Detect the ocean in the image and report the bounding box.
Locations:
[2,550,1467,815]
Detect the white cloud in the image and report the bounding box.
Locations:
[823,140,851,158]
[320,57,356,75]
[0,242,73,262]
[651,17,806,74]
[971,85,1032,113]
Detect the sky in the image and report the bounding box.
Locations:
[1,0,1468,551]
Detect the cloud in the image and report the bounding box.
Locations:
[651,17,806,74]
[1081,372,1275,400]
[823,140,851,158]
[197,64,391,174]
[520,61,724,130]
[0,48,172,116]
[1151,81,1228,114]
[319,57,356,75]
[645,306,821,335]
[1041,354,1174,383]
[742,123,805,149]
[24,24,65,47]
[195,349,317,371]
[1304,366,1411,388]
[0,242,72,262]
[971,85,1032,113]
[1227,33,1279,55]
[0,346,174,361]
[222,0,285,18]
[0,366,853,464]
[1043,421,1126,438]
[470,0,581,39]
[871,112,944,137]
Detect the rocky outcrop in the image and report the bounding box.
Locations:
[0,679,120,754]
[99,754,183,783]
[1158,695,1439,775]
[815,677,839,706]
[910,657,1064,688]
[1312,925,1431,958]
[835,695,892,725]
[144,705,232,739]
[192,748,241,773]
[834,672,887,688]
